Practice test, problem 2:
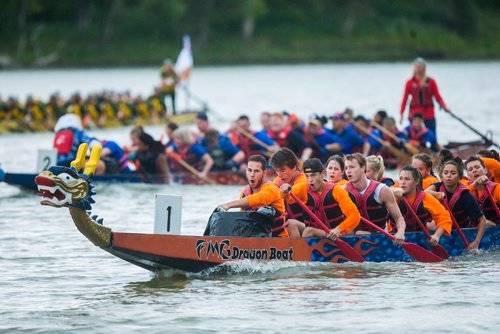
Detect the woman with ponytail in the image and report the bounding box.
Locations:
[365,155,394,187]
[411,153,439,189]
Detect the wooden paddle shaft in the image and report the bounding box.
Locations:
[237,126,273,151]
[370,121,400,143]
[168,152,216,185]
[371,121,420,154]
[350,120,412,163]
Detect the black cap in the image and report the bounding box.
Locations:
[302,158,324,173]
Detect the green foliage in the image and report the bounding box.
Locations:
[0,0,499,67]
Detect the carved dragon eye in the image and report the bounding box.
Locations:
[58,172,77,184]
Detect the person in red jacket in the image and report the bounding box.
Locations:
[400,57,450,138]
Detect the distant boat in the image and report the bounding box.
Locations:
[0,168,249,190]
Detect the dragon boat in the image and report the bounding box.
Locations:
[33,144,500,273]
[0,167,268,191]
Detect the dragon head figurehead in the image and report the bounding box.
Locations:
[35,143,100,210]
[35,143,112,248]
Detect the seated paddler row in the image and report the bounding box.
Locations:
[52,105,452,183]
[217,148,500,251]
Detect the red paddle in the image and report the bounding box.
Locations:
[288,192,365,262]
[359,217,444,263]
[484,183,500,220]
[441,200,470,249]
[402,198,449,259]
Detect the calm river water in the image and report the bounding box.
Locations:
[1,63,499,333]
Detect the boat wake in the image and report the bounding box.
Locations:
[197,259,334,276]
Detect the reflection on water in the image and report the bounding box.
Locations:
[126,272,193,294]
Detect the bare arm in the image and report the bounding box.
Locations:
[232,150,245,164]
[429,227,445,246]
[156,154,169,184]
[424,184,446,201]
[300,147,313,161]
[468,216,487,251]
[362,141,371,156]
[325,143,342,152]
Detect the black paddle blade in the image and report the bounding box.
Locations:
[431,244,450,259]
[402,242,444,263]
[336,239,365,263]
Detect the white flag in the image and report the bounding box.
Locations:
[175,35,193,80]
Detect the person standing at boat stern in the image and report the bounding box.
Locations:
[160,59,179,115]
[396,165,452,246]
[343,153,406,244]
[400,57,450,138]
[218,155,288,237]
[290,158,360,239]
[270,148,308,237]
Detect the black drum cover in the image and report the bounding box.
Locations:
[203,206,276,237]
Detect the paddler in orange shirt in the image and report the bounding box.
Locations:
[295,158,360,239]
[464,155,500,226]
[396,165,452,246]
[477,149,500,184]
[269,148,308,237]
[218,155,288,237]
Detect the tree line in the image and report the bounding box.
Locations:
[0,0,499,67]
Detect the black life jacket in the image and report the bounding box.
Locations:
[346,180,388,232]
[136,151,160,174]
[438,182,472,228]
[305,182,345,229]
[209,146,227,169]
